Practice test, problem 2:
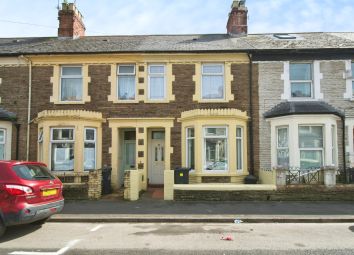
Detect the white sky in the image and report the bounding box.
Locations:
[0,0,353,38]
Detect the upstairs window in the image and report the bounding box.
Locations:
[148,65,166,100]
[51,128,75,171]
[202,64,225,100]
[352,62,354,97]
[117,65,136,100]
[60,66,83,102]
[290,63,313,98]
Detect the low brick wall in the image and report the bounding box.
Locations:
[54,169,102,200]
[174,185,354,201]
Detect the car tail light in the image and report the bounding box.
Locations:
[4,184,33,196]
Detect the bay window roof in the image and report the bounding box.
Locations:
[264,101,344,119]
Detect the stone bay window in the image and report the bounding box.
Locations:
[35,110,103,173]
[180,109,248,183]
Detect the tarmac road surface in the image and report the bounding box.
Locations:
[1,222,354,255]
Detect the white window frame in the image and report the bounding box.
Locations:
[0,128,6,160]
[50,127,75,171]
[203,126,229,172]
[331,125,336,166]
[282,61,323,101]
[148,64,166,100]
[60,66,83,102]
[236,126,243,171]
[298,125,324,169]
[276,126,289,167]
[84,127,97,170]
[343,60,354,100]
[290,62,313,99]
[201,63,225,100]
[186,127,195,170]
[117,64,136,101]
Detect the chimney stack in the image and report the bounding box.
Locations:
[226,0,248,36]
[58,2,85,38]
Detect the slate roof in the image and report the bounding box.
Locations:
[0,108,17,121]
[264,101,344,119]
[0,32,354,56]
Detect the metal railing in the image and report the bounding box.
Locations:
[285,168,322,185]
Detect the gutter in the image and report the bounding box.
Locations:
[19,55,32,161]
[247,53,255,176]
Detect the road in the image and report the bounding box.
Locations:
[1,222,354,254]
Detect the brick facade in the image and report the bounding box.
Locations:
[1,62,259,175]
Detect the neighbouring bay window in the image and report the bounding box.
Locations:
[84,128,96,170]
[276,126,289,167]
[204,127,228,171]
[299,126,324,169]
[148,64,166,100]
[270,115,339,169]
[236,126,243,170]
[38,128,43,162]
[186,127,195,170]
[290,63,313,98]
[117,65,136,100]
[201,64,225,100]
[0,129,6,160]
[51,128,75,171]
[60,66,83,102]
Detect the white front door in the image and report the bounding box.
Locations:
[148,131,165,185]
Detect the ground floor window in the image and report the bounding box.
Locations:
[84,128,96,170]
[204,127,228,171]
[299,125,324,169]
[0,129,6,160]
[271,115,338,169]
[236,126,243,170]
[276,126,289,167]
[186,127,195,169]
[51,128,75,171]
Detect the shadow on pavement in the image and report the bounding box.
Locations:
[0,224,42,243]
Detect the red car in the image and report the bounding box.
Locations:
[0,161,64,237]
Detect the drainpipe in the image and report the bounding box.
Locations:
[19,55,32,161]
[246,53,256,182]
[341,115,347,183]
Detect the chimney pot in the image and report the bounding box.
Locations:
[227,0,248,36]
[58,2,86,38]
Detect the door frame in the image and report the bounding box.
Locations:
[148,128,166,186]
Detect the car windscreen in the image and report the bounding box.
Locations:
[12,164,56,180]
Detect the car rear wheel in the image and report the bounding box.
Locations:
[0,219,6,238]
[31,217,50,226]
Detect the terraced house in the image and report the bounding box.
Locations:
[0,1,353,200]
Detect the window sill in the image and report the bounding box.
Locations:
[54,101,86,105]
[196,99,229,103]
[144,99,171,104]
[287,98,319,102]
[112,99,139,104]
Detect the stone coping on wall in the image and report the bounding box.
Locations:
[179,108,248,121]
[174,184,277,191]
[35,110,104,122]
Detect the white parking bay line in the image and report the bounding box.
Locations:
[56,239,81,255]
[90,225,103,232]
[9,252,56,255]
[9,239,81,255]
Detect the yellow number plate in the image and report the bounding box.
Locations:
[42,189,57,197]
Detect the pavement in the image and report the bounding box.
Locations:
[50,189,354,223]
